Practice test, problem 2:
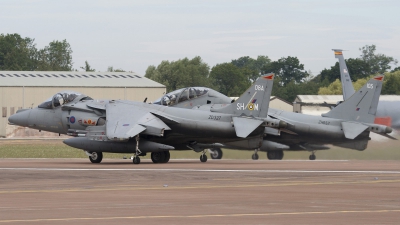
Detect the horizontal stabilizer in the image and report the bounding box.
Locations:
[341,121,368,139]
[374,132,398,140]
[233,117,263,138]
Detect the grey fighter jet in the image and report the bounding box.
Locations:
[156,74,395,160]
[334,49,400,129]
[9,74,284,164]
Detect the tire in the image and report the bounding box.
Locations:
[151,152,165,163]
[133,157,141,164]
[162,151,170,163]
[200,154,208,163]
[251,153,259,160]
[267,150,284,160]
[309,154,316,160]
[89,152,103,163]
[210,148,223,159]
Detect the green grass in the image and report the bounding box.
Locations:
[0,139,399,160]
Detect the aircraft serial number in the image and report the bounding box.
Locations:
[208,115,221,121]
[318,120,330,125]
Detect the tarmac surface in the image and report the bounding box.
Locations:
[0,159,399,225]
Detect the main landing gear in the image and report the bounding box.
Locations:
[151,151,170,163]
[86,151,103,163]
[209,148,223,159]
[309,151,316,160]
[267,150,284,160]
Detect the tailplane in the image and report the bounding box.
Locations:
[333,49,355,100]
[322,75,384,123]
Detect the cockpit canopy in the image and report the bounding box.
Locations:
[153,87,209,106]
[38,91,91,109]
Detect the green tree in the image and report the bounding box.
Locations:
[107,66,125,72]
[359,44,398,74]
[209,63,250,96]
[0,33,37,70]
[37,40,73,71]
[382,71,400,94]
[319,58,371,84]
[81,61,95,71]
[262,56,308,86]
[231,55,271,82]
[145,56,211,92]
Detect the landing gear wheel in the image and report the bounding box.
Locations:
[151,152,166,163]
[210,148,223,159]
[89,152,103,163]
[309,154,316,160]
[267,150,284,160]
[133,157,141,164]
[252,153,259,160]
[162,151,170,163]
[200,154,208,163]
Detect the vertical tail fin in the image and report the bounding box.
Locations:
[333,49,355,100]
[211,73,274,118]
[322,75,384,123]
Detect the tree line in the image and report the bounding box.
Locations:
[1,33,399,101]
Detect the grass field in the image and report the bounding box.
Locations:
[0,138,399,160]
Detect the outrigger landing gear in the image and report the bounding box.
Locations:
[309,151,316,160]
[252,149,259,160]
[133,136,142,164]
[200,150,208,163]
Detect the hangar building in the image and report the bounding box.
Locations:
[0,71,165,138]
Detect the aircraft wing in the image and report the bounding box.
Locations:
[106,102,171,141]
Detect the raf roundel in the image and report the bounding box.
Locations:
[70,116,76,124]
[248,103,255,110]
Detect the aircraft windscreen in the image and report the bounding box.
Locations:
[38,91,83,109]
[153,87,209,106]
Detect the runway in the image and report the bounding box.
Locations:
[0,159,399,224]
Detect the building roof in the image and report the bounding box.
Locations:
[0,71,165,88]
[296,95,400,104]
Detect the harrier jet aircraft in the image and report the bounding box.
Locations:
[334,49,400,129]
[9,74,284,164]
[157,74,394,160]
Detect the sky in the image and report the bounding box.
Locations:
[1,0,399,76]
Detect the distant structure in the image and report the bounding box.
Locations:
[0,71,165,138]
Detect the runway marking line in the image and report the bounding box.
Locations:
[1,209,400,223]
[0,179,399,194]
[1,168,400,174]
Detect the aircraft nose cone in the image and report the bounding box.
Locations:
[8,109,31,127]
